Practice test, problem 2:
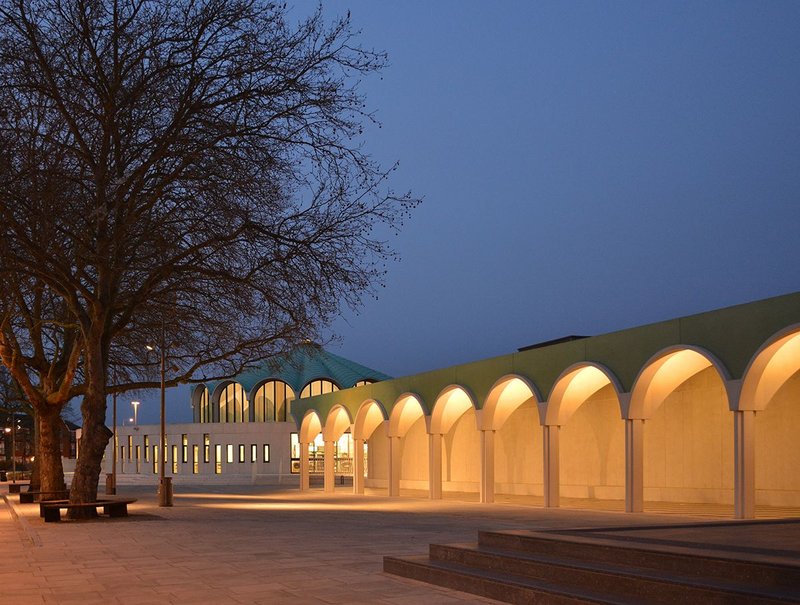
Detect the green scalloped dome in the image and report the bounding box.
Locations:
[204,344,391,397]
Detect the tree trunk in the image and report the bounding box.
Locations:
[29,410,40,491]
[37,406,66,494]
[69,337,111,518]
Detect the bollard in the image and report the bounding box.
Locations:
[105,473,116,495]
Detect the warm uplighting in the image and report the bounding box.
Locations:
[131,400,140,425]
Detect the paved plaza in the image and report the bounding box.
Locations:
[3,480,800,604]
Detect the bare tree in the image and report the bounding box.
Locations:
[0,0,417,515]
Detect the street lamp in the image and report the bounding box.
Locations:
[146,332,172,507]
[3,427,10,482]
[131,401,140,426]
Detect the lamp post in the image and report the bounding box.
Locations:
[3,427,10,481]
[109,384,117,495]
[131,401,140,426]
[10,413,17,482]
[147,325,172,507]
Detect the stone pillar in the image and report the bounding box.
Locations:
[625,418,644,513]
[543,425,560,508]
[480,429,495,503]
[299,442,310,491]
[388,436,401,497]
[429,433,443,499]
[353,438,365,495]
[734,410,756,519]
[323,440,335,493]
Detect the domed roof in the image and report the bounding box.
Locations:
[204,344,391,397]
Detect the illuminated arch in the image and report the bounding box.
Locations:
[545,363,623,426]
[481,374,540,431]
[629,346,732,419]
[430,385,477,435]
[299,378,340,399]
[323,405,354,442]
[299,410,323,444]
[191,385,209,423]
[249,379,295,422]
[740,325,800,411]
[354,399,388,441]
[388,393,428,437]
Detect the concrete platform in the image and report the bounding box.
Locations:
[3,482,799,604]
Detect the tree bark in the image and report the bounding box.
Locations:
[68,337,111,518]
[37,406,66,494]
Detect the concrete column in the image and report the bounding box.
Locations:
[543,425,560,508]
[323,440,335,493]
[625,418,644,513]
[388,436,401,497]
[734,410,756,519]
[353,438,365,495]
[480,429,495,503]
[299,442,310,491]
[428,433,443,499]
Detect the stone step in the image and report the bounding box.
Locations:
[384,528,800,604]
[477,530,800,592]
[427,542,796,604]
[384,554,627,605]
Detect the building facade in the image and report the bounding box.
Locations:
[107,292,800,519]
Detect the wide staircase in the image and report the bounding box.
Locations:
[384,525,800,604]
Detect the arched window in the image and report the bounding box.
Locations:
[353,379,375,388]
[219,383,248,423]
[252,380,295,422]
[300,379,340,399]
[195,387,209,423]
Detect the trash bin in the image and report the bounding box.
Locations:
[158,476,173,506]
[0,471,7,481]
[105,473,116,495]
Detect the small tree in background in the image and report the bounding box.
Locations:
[0,0,417,514]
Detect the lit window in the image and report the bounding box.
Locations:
[253,380,295,422]
[192,445,199,474]
[203,434,210,463]
[300,379,339,399]
[215,444,222,474]
[226,444,234,464]
[238,444,245,463]
[250,444,257,463]
[263,444,270,463]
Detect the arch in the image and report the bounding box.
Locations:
[629,346,732,419]
[299,378,340,399]
[354,399,388,441]
[633,346,734,509]
[299,410,323,444]
[250,379,295,422]
[388,393,427,437]
[214,381,249,423]
[323,405,354,442]
[430,385,477,435]
[481,374,540,431]
[545,363,623,426]
[191,385,209,423]
[740,324,800,411]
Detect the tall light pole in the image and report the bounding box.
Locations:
[110,383,117,495]
[147,322,172,507]
[131,401,140,426]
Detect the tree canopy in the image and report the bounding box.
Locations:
[0,0,417,510]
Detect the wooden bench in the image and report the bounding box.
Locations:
[19,490,69,504]
[8,482,30,494]
[41,498,137,522]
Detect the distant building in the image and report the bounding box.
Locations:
[107,292,800,519]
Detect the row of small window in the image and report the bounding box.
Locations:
[118,434,270,475]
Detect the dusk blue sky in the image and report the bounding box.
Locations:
[124,1,800,425]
